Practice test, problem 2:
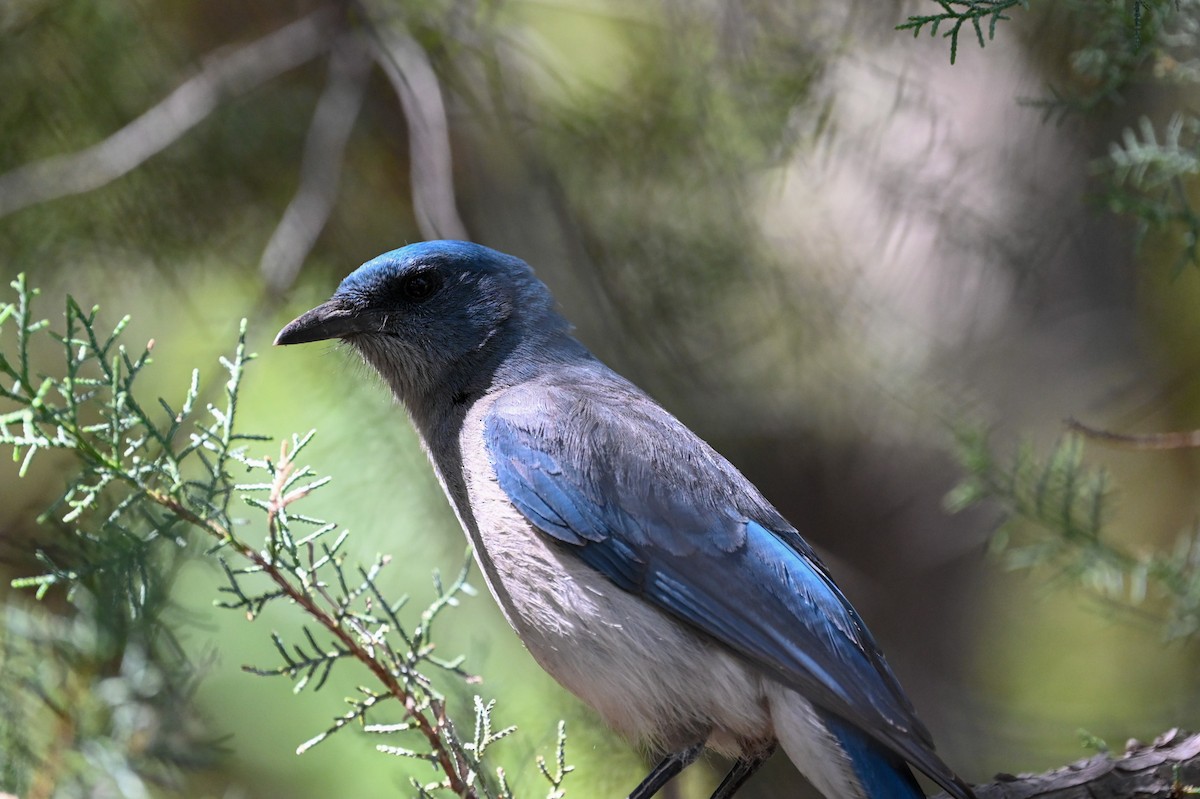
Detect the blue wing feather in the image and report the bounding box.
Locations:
[484,375,969,799]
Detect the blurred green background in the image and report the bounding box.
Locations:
[2,0,1199,796]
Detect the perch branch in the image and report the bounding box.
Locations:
[936,729,1200,799]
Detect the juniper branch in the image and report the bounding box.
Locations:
[147,442,478,795]
[947,426,1200,638]
[897,1,1028,64]
[0,276,535,797]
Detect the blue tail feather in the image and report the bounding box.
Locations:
[824,714,925,798]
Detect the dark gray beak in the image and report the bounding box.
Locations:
[274,300,364,345]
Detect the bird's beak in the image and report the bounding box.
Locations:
[274,299,364,346]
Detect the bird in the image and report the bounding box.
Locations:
[275,240,975,799]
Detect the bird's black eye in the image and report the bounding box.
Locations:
[400,270,441,302]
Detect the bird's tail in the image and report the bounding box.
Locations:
[822,714,925,799]
[767,684,923,798]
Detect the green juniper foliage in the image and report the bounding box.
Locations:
[1054,0,1200,272]
[904,2,1200,271]
[946,427,1200,640]
[1104,114,1200,275]
[1044,0,1190,109]
[905,0,1200,638]
[899,1,1182,65]
[898,1,1030,64]
[0,277,572,797]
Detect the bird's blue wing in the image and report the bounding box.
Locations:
[484,380,969,798]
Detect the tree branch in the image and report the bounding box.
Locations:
[362,7,469,240]
[1066,417,1200,451]
[259,29,372,296]
[936,729,1200,799]
[0,7,339,219]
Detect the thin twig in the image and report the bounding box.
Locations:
[1066,417,1200,450]
[0,7,339,219]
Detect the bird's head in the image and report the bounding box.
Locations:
[275,240,568,410]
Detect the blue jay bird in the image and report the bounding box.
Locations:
[276,240,974,799]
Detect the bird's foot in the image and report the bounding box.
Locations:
[710,741,777,799]
[626,741,706,799]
